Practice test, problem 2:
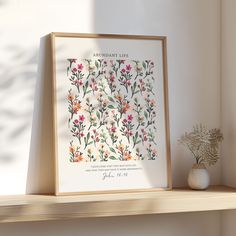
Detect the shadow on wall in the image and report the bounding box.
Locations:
[0,0,6,6]
[0,44,37,163]
[26,35,55,194]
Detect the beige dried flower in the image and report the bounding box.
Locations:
[178,124,223,166]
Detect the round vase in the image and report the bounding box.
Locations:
[188,163,210,190]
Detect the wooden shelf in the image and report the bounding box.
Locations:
[1,185,236,223]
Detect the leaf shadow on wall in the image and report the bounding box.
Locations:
[0,0,6,7]
[0,44,37,164]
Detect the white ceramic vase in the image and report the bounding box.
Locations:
[188,163,210,190]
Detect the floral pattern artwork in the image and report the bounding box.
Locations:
[67,58,158,162]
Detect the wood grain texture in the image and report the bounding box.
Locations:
[0,186,236,223]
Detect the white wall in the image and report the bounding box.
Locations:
[0,0,221,235]
[221,0,236,235]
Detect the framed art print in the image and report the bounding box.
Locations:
[51,33,171,195]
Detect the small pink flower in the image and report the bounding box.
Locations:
[128,114,133,121]
[79,80,83,86]
[74,119,79,124]
[120,60,125,64]
[78,63,84,70]
[111,126,116,132]
[153,149,158,155]
[123,119,128,123]
[80,132,84,137]
[150,99,155,106]
[75,79,80,85]
[79,115,85,122]
[96,137,100,142]
[104,150,110,157]
[126,64,132,71]
[110,75,115,83]
[121,68,126,73]
[127,80,131,86]
[72,67,77,72]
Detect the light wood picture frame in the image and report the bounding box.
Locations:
[51,32,171,195]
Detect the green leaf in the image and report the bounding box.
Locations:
[83,80,89,94]
[144,111,148,119]
[88,141,93,145]
[96,111,101,120]
[107,105,115,109]
[95,60,99,69]
[85,80,89,89]
[87,132,90,140]
[142,61,146,70]
[109,147,116,154]
[109,156,117,160]
[108,96,115,102]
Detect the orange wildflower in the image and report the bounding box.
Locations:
[103,100,108,107]
[118,144,124,152]
[74,102,81,110]
[124,152,132,161]
[75,153,84,162]
[122,102,130,112]
[69,146,75,153]
[87,64,95,72]
[115,94,123,101]
[68,94,75,101]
